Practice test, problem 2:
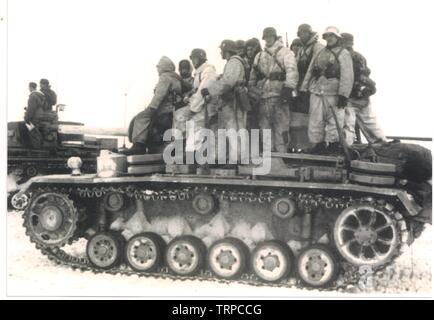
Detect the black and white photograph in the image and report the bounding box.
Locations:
[1,0,433,300]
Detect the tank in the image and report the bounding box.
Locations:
[14,112,432,289]
[7,105,119,209]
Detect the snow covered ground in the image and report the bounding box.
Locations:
[6,210,432,298]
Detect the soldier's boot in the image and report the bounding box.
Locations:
[306,142,327,154]
[120,142,147,155]
[327,142,343,154]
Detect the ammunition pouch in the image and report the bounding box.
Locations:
[312,65,340,80]
[235,86,252,112]
[247,87,262,106]
[268,72,286,81]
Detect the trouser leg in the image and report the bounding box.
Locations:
[131,108,154,144]
[308,94,327,144]
[344,105,357,146]
[270,96,290,153]
[258,98,273,153]
[218,103,247,163]
[355,101,386,143]
[324,95,344,144]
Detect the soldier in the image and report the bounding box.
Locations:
[201,40,249,162]
[245,38,262,81]
[300,26,354,153]
[236,40,247,58]
[23,82,46,148]
[294,24,324,113]
[123,56,182,155]
[290,38,303,56]
[178,59,194,96]
[341,32,386,145]
[174,49,219,153]
[248,27,298,153]
[39,79,57,111]
[245,38,263,130]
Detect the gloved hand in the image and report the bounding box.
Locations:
[201,88,210,98]
[337,95,348,108]
[281,87,293,101]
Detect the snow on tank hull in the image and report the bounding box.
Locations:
[17,146,431,289]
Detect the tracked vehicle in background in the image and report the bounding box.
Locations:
[7,105,118,209]
[16,112,432,289]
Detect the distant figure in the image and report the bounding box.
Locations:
[39,79,57,111]
[23,82,46,148]
[290,38,303,56]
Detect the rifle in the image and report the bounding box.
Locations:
[285,32,289,48]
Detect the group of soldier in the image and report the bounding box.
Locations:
[23,79,58,148]
[23,25,385,159]
[123,24,386,158]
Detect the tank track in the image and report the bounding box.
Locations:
[23,184,410,291]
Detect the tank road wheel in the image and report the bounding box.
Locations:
[333,205,399,267]
[166,235,206,276]
[297,244,339,288]
[192,193,216,215]
[125,232,166,272]
[251,240,294,282]
[23,192,78,248]
[208,237,250,280]
[86,231,124,269]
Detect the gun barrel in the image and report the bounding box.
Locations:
[386,136,432,142]
[58,124,128,137]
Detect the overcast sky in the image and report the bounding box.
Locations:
[4,0,434,138]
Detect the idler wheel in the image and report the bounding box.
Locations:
[207,237,250,279]
[10,191,29,211]
[271,198,296,219]
[192,193,216,216]
[333,204,399,267]
[24,192,78,248]
[87,231,124,269]
[297,244,339,288]
[166,235,206,276]
[251,240,294,282]
[125,232,166,272]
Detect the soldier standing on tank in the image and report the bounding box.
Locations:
[201,40,249,163]
[245,38,262,130]
[23,82,46,148]
[300,26,354,153]
[294,24,324,114]
[123,56,182,155]
[341,32,386,145]
[248,27,298,153]
[39,79,57,111]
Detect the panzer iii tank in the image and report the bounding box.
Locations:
[16,112,432,289]
[7,105,119,210]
